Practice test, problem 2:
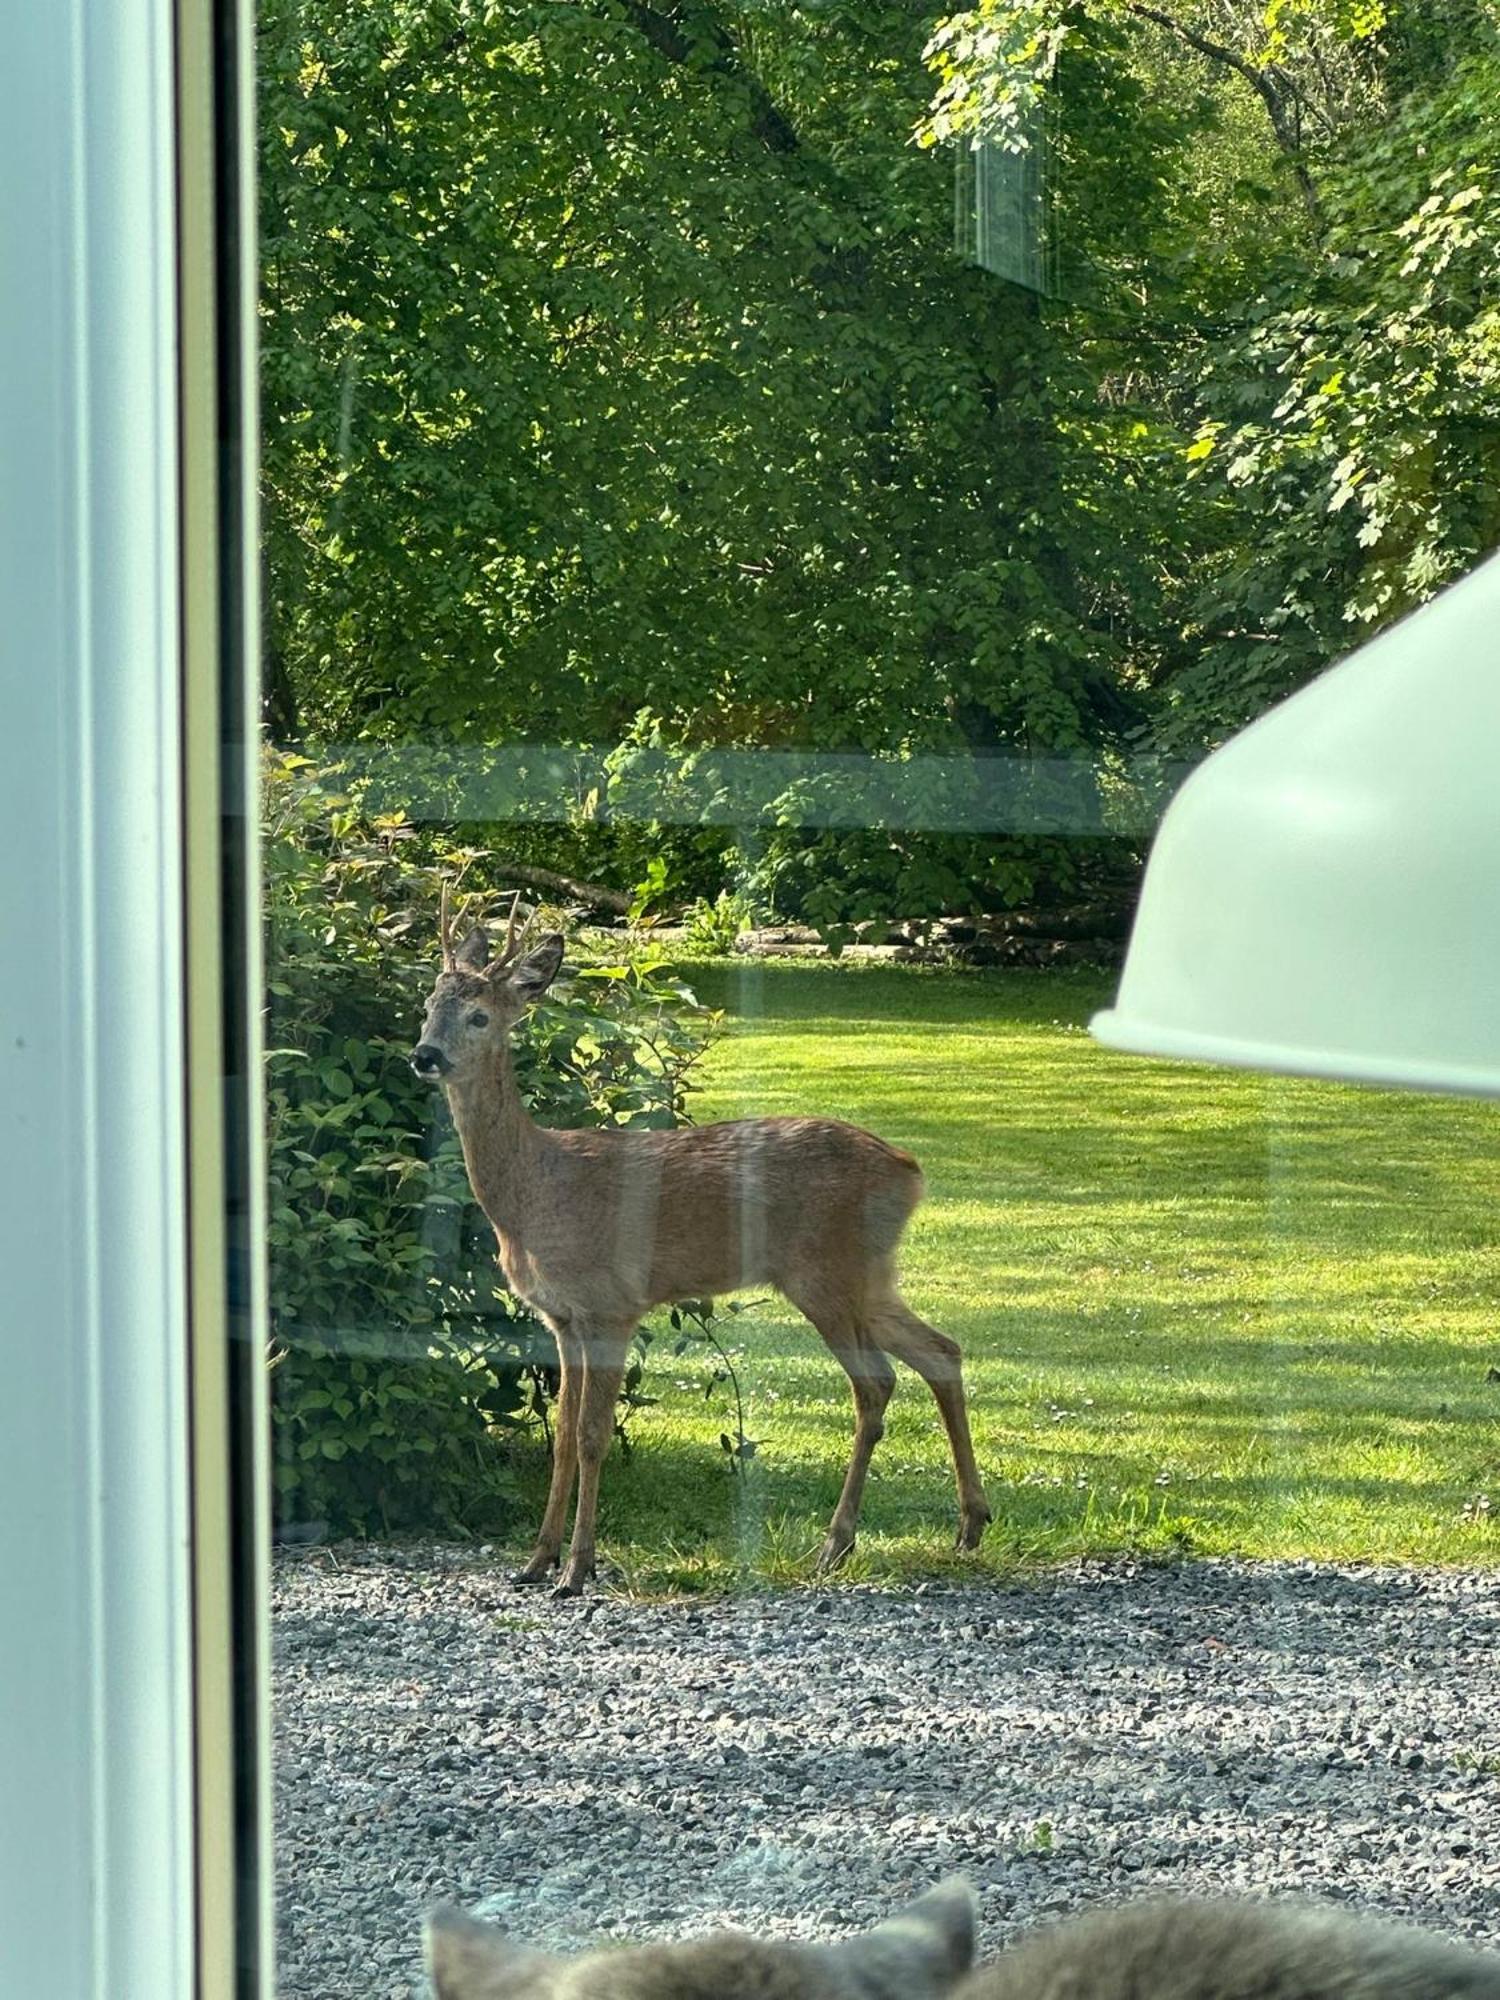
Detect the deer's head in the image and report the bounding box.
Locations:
[410,885,563,1085]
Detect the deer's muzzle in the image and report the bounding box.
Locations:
[409,1043,451,1080]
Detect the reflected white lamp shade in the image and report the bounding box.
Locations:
[1091,550,1500,1097]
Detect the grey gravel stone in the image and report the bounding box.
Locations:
[272,1551,1500,1999]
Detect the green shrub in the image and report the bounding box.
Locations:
[678,888,761,955]
[263,751,717,1536]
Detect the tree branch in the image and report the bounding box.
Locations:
[1124,2,1323,232]
[614,1,801,154]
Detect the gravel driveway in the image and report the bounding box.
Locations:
[272,1550,1500,1999]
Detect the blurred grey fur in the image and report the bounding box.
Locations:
[425,1884,1500,2000]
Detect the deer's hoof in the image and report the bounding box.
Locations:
[551,1566,592,1600]
[814,1533,855,1575]
[955,1507,991,1552]
[511,1558,557,1588]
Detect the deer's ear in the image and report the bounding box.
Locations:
[827,1878,976,1996]
[454,927,491,972]
[499,934,564,1003]
[425,1906,555,1998]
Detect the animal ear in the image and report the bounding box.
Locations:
[497,934,564,1003]
[826,1878,976,1996]
[425,1906,555,1998]
[454,927,491,972]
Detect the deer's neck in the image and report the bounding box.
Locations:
[442,1047,544,1234]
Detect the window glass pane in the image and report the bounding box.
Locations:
[257,5,1500,1995]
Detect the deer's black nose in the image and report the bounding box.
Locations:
[410,1043,451,1079]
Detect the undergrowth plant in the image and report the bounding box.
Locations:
[264,750,718,1536]
[619,1299,764,1470]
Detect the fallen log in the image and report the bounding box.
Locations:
[490,862,631,917]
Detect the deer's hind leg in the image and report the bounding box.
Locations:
[869,1292,991,1551]
[513,1314,584,1587]
[783,1279,898,1572]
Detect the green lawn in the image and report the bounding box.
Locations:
[525,961,1500,1593]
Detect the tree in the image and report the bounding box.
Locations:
[260,0,1500,919]
[260,0,1217,918]
[923,0,1500,758]
[1162,22,1500,748]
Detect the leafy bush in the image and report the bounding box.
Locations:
[677,889,761,955]
[263,751,717,1536]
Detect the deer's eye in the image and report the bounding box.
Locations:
[468,1010,489,1029]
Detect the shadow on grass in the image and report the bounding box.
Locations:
[687,960,1112,1026]
[689,1303,1500,1397]
[493,1412,1495,1593]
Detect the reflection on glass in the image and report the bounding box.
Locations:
[258,3,1500,1995]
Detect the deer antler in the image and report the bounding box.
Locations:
[491,889,536,972]
[440,874,535,978]
[439,877,456,971]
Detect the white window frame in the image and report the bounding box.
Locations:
[0,1,267,1994]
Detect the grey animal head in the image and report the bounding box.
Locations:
[425,1878,976,2000]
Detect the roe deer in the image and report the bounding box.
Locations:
[409,889,990,1596]
[425,1884,1500,2000]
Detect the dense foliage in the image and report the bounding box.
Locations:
[920,0,1500,756]
[264,752,716,1534]
[259,0,1201,919]
[259,1,1500,920]
[1167,42,1500,747]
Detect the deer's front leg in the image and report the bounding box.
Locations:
[553,1323,633,1599]
[513,1318,583,1587]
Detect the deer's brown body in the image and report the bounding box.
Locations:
[462,1102,925,1324]
[412,901,990,1595]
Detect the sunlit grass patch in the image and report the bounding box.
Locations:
[516,962,1500,1594]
